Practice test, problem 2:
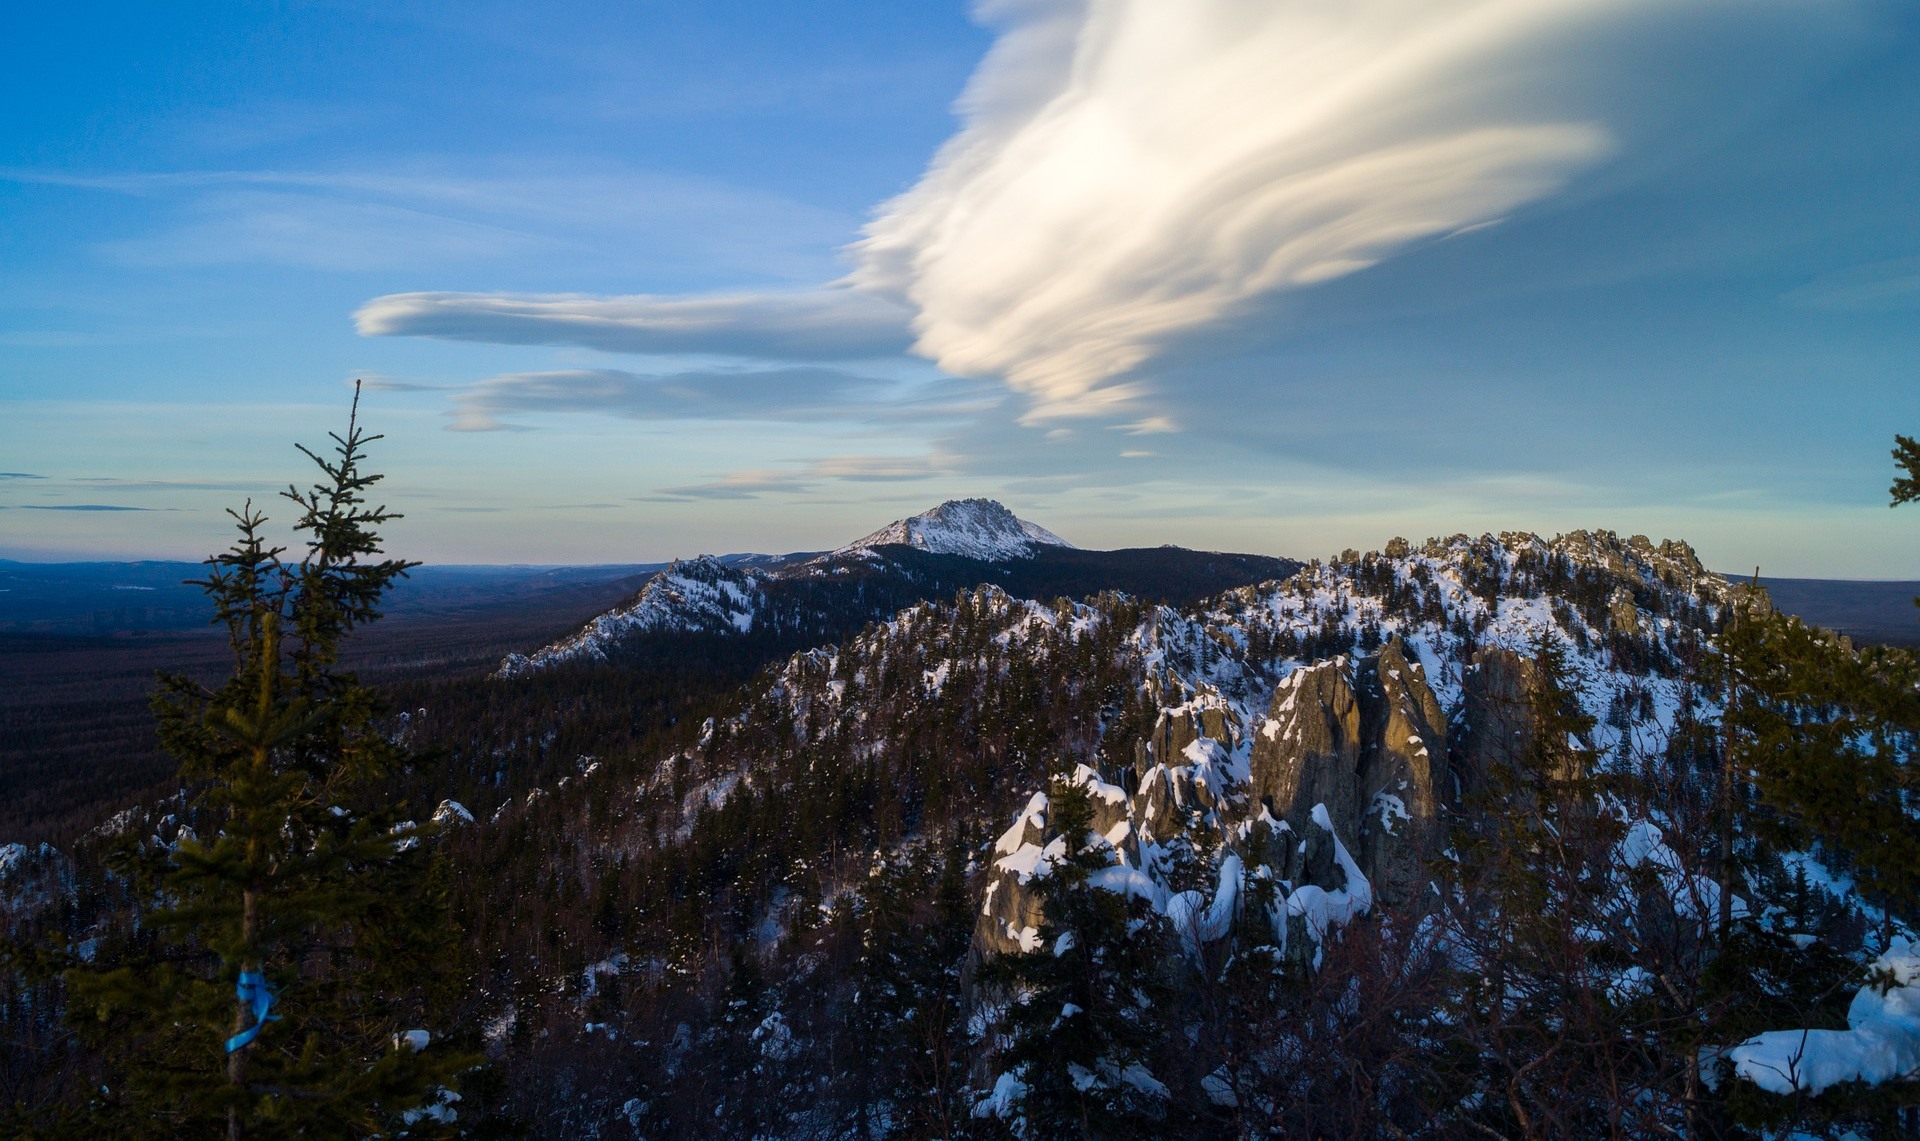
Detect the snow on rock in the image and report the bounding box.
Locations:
[1277,805,1374,967]
[400,1087,461,1125]
[1166,853,1242,954]
[833,498,1072,562]
[431,799,474,827]
[1069,763,1128,808]
[2,841,76,919]
[1727,938,1920,1096]
[582,952,628,999]
[752,1011,801,1061]
[1087,865,1168,911]
[995,793,1051,860]
[996,837,1066,886]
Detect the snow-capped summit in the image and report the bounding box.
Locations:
[832,498,1073,562]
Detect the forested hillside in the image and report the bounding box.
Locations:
[5,519,1916,1136]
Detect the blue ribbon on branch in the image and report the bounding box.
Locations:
[225,970,279,1053]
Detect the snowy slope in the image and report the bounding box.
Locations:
[831,498,1072,561]
[496,556,763,676]
[497,500,1077,675]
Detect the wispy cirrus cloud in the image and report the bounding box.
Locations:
[650,454,948,501]
[357,288,911,361]
[434,366,901,432]
[4,166,858,278]
[8,503,156,511]
[848,0,1644,419]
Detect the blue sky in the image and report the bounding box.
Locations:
[2,1,1917,576]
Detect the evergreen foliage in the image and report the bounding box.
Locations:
[60,387,475,1137]
[1892,433,1920,510]
[1718,608,1920,924]
[976,777,1181,1138]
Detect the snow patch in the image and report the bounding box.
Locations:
[1727,938,1920,1096]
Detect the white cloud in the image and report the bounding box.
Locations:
[340,0,1879,439]
[848,0,1653,419]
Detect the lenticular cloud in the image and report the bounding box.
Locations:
[853,0,1628,420]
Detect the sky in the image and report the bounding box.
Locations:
[2,0,1917,577]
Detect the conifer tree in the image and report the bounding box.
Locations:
[1897,432,1920,617]
[65,385,474,1138]
[1892,433,1920,511]
[1447,632,1674,1137]
[977,778,1178,1138]
[1693,432,1920,1132]
[1711,436,1920,935]
[1716,608,1920,927]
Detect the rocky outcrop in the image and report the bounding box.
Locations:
[975,792,1055,958]
[1250,657,1362,860]
[1137,686,1241,777]
[1608,586,1643,636]
[1248,639,1448,907]
[972,766,1135,959]
[1452,645,1600,796]
[1354,640,1448,906]
[1452,647,1539,801]
[0,841,74,922]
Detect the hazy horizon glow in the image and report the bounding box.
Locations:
[3,1,1918,578]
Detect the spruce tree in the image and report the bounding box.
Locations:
[1891,433,1920,510]
[1717,607,1920,926]
[1897,432,1920,619]
[64,385,474,1138]
[977,778,1177,1138]
[1446,632,1681,1137]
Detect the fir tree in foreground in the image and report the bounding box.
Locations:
[64,385,475,1138]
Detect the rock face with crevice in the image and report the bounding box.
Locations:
[1453,647,1540,800]
[1249,638,1449,906]
[1354,640,1449,906]
[1452,646,1595,792]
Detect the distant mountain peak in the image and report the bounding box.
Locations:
[833,498,1073,562]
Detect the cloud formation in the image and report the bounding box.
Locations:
[440,366,900,432]
[357,289,912,360]
[346,0,1879,437]
[5,166,857,277]
[650,453,948,500]
[849,0,1655,418]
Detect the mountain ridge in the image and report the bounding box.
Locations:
[496,499,1294,676]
